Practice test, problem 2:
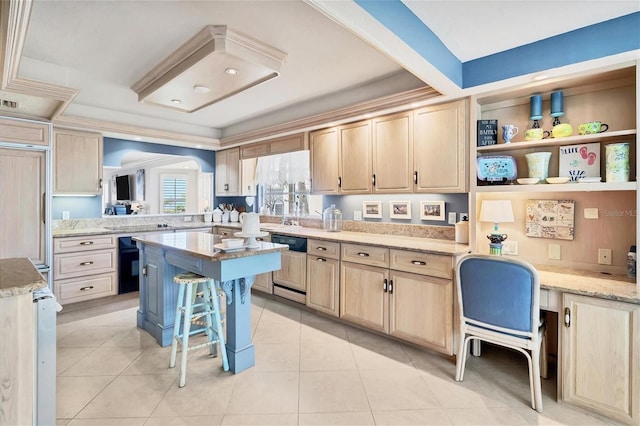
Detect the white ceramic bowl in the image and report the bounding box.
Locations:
[546,177,570,184]
[517,177,539,185]
[222,238,244,249]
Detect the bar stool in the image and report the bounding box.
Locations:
[169,271,229,387]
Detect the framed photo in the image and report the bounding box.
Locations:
[389,201,411,219]
[362,201,382,219]
[420,201,445,221]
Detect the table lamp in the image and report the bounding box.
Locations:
[479,199,515,255]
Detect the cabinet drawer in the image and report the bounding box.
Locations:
[217,227,236,238]
[342,243,389,268]
[307,239,340,259]
[54,235,117,253]
[55,272,117,305]
[390,249,453,279]
[54,249,116,280]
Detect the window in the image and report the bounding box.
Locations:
[161,174,187,213]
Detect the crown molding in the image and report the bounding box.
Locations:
[219,85,441,146]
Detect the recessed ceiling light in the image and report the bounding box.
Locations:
[171,99,182,104]
[533,74,549,81]
[193,85,210,94]
[225,67,239,75]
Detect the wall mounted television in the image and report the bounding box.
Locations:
[115,175,131,201]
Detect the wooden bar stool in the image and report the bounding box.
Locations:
[169,271,229,387]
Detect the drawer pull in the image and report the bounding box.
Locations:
[317,258,327,262]
[411,260,427,266]
[80,261,94,266]
[317,246,327,251]
[80,241,94,245]
[383,278,388,292]
[389,280,394,294]
[357,252,370,257]
[80,285,94,291]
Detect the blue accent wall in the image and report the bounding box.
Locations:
[52,137,216,219]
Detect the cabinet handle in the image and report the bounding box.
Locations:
[317,258,327,262]
[383,278,387,292]
[413,171,418,184]
[338,176,342,188]
[372,174,376,186]
[80,285,94,291]
[357,252,370,257]
[80,241,94,245]
[317,246,327,251]
[99,178,103,190]
[411,260,426,266]
[564,307,571,327]
[80,261,94,266]
[389,280,394,294]
[224,183,229,191]
[142,266,148,276]
[42,193,46,224]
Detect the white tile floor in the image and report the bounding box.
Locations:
[56,293,618,425]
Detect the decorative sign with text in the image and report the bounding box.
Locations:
[477,119,498,146]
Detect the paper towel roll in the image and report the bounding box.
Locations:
[455,220,469,244]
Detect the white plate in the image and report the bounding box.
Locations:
[578,177,602,183]
[214,243,248,252]
[546,177,570,184]
[517,178,539,185]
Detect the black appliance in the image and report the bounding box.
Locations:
[115,174,131,200]
[118,236,139,293]
[271,234,307,252]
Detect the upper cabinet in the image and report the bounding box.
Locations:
[473,66,636,193]
[215,147,240,196]
[239,133,306,159]
[240,157,257,196]
[309,100,468,195]
[0,117,50,146]
[414,99,468,193]
[53,128,103,195]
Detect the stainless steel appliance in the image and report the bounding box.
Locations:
[271,234,307,303]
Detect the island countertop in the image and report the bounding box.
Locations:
[0,258,47,298]
[133,231,288,261]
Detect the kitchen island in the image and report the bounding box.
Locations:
[133,231,287,373]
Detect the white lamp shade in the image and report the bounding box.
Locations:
[479,200,515,224]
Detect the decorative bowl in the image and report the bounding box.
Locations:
[222,238,244,249]
[546,177,570,184]
[517,177,539,185]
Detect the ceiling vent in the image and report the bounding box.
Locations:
[131,25,287,113]
[0,99,19,109]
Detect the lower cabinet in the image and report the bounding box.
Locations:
[252,234,273,294]
[307,239,341,316]
[340,261,388,333]
[562,294,639,425]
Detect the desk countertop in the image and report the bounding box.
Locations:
[0,258,47,298]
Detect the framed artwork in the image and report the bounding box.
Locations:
[389,201,411,219]
[526,199,575,240]
[362,201,382,219]
[420,200,445,221]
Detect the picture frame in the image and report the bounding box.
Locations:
[389,201,412,219]
[362,201,382,219]
[420,200,445,221]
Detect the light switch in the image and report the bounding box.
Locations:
[548,244,561,260]
[584,208,599,219]
[62,211,70,220]
[448,212,457,225]
[353,210,362,221]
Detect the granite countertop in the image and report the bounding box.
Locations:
[133,231,288,261]
[53,222,216,237]
[0,258,47,298]
[537,264,639,305]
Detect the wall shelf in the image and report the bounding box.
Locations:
[475,181,636,193]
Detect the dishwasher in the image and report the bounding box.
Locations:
[271,234,307,304]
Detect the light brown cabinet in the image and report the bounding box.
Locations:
[240,157,257,196]
[239,133,306,159]
[0,148,47,265]
[0,117,49,146]
[309,127,339,194]
[306,239,341,316]
[372,111,413,193]
[53,128,103,195]
[562,294,639,425]
[339,120,372,194]
[252,233,273,294]
[273,249,307,303]
[53,235,117,305]
[215,147,240,196]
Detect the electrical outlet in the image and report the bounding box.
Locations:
[448,212,457,225]
[353,210,362,221]
[460,212,469,221]
[548,244,561,260]
[62,211,70,220]
[502,240,519,256]
[183,216,192,222]
[598,248,612,265]
[584,208,599,219]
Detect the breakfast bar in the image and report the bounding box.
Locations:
[134,231,287,373]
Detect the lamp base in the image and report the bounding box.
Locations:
[489,243,503,255]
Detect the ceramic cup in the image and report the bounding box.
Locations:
[524,128,551,141]
[578,121,609,135]
[526,152,552,181]
[551,123,573,138]
[605,143,630,182]
[502,124,519,144]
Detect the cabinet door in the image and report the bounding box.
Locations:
[309,127,339,194]
[273,250,307,292]
[0,117,49,146]
[240,157,257,196]
[562,294,639,425]
[253,272,272,294]
[389,270,453,354]
[307,255,340,317]
[340,261,388,333]
[216,148,240,196]
[0,148,46,265]
[413,100,467,192]
[339,120,372,194]
[372,111,413,193]
[53,129,103,195]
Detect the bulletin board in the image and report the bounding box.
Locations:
[526,200,575,240]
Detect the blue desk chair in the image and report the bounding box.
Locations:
[455,254,547,412]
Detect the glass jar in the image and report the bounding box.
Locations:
[323,204,342,232]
